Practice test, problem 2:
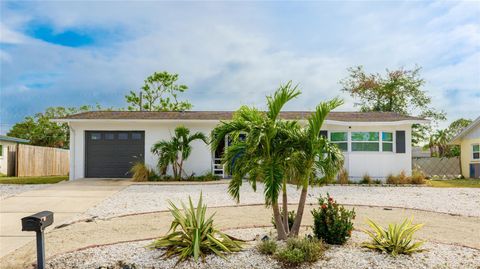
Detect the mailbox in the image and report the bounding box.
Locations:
[21,211,54,269]
[21,211,54,232]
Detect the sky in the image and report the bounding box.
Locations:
[0,1,479,134]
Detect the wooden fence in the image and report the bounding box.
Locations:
[13,144,69,177]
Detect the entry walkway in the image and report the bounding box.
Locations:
[0,179,130,259]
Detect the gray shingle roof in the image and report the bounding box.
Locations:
[58,111,425,122]
[0,135,30,144]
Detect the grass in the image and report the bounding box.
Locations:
[426,179,480,188]
[0,176,68,184]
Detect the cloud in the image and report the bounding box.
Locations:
[0,1,479,134]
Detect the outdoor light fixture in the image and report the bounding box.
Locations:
[21,211,54,269]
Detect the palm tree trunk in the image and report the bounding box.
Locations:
[272,202,287,240]
[290,183,308,236]
[282,180,289,233]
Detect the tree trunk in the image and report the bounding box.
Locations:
[272,202,287,240]
[282,181,289,233]
[290,184,308,236]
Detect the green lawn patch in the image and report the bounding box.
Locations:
[426,179,480,188]
[0,176,68,184]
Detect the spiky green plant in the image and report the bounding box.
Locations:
[149,194,243,263]
[362,217,424,256]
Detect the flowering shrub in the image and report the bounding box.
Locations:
[311,193,355,245]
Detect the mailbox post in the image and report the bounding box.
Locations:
[21,211,54,269]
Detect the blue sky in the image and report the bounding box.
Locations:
[1,1,479,134]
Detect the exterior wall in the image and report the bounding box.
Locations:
[323,123,412,179]
[69,120,217,180]
[459,125,480,178]
[69,120,413,180]
[0,141,16,175]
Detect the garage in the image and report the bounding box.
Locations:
[85,131,145,178]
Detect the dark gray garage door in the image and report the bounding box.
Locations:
[85,131,145,178]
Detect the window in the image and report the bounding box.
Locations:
[382,132,393,152]
[118,133,129,140]
[473,144,480,160]
[330,132,348,151]
[351,132,379,151]
[132,133,142,140]
[104,133,115,140]
[91,133,102,140]
[0,145,3,157]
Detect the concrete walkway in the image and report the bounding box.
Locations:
[0,179,129,259]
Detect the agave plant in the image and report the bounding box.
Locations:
[362,217,424,256]
[149,194,243,263]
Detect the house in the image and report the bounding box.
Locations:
[450,117,480,179]
[54,111,427,180]
[0,135,30,176]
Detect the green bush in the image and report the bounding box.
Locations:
[275,237,325,266]
[373,179,382,184]
[360,173,372,184]
[337,168,349,184]
[130,162,149,182]
[271,209,296,230]
[257,239,277,255]
[362,217,424,256]
[311,193,355,245]
[149,194,243,263]
[195,172,220,181]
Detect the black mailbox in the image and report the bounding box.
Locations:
[22,211,54,232]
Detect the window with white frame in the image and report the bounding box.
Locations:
[330,132,348,151]
[351,132,379,151]
[382,132,393,152]
[473,144,480,160]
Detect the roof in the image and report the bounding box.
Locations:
[55,110,426,123]
[450,116,480,144]
[0,135,30,144]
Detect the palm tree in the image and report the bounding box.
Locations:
[152,126,208,179]
[211,82,301,239]
[288,99,344,235]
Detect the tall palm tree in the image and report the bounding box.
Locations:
[152,126,208,179]
[288,99,344,235]
[211,82,301,239]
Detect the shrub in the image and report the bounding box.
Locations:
[337,168,349,184]
[311,193,355,245]
[149,194,243,263]
[386,173,398,184]
[196,172,220,181]
[130,162,149,182]
[362,217,424,256]
[397,171,410,184]
[360,173,372,184]
[275,238,325,266]
[271,209,296,231]
[373,179,382,184]
[410,169,426,185]
[257,239,277,255]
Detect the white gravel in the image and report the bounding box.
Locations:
[0,184,50,200]
[46,228,480,269]
[83,184,480,219]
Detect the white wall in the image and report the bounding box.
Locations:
[69,120,217,180]
[69,120,412,180]
[0,141,16,175]
[323,123,413,179]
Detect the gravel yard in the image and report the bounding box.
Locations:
[46,228,480,269]
[84,183,480,219]
[0,184,50,200]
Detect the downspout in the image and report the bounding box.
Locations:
[69,125,75,180]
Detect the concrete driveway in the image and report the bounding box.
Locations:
[0,179,130,259]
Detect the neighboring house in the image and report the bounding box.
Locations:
[55,111,426,180]
[0,135,29,176]
[450,117,480,179]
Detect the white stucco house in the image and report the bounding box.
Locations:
[0,135,30,176]
[55,111,426,180]
[450,116,480,179]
